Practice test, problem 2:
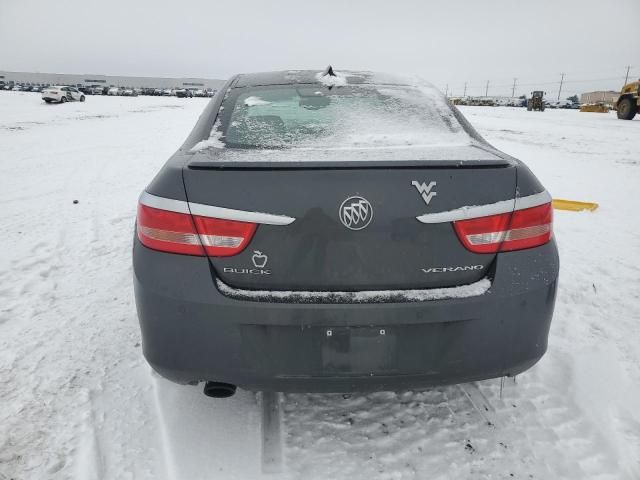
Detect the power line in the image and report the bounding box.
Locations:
[448,71,633,91]
[445,68,635,98]
[557,73,565,101]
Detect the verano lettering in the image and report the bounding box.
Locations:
[422,265,484,273]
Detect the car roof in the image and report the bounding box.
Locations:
[233,68,417,88]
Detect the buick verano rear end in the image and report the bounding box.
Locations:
[133,68,559,396]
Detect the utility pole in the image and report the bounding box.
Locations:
[624,65,631,84]
[557,73,565,101]
[485,80,490,97]
[463,81,467,98]
[511,78,517,98]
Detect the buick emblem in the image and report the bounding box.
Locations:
[339,196,373,230]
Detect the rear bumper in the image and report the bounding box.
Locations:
[133,238,559,392]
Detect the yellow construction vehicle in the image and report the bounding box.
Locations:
[580,103,609,113]
[616,80,639,120]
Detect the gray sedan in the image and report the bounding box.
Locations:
[133,68,559,397]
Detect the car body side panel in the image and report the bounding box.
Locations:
[145,155,190,202]
[178,80,235,151]
[144,80,238,202]
[514,162,547,197]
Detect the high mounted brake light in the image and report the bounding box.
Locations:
[453,202,553,253]
[136,204,257,257]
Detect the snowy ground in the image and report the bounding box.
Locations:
[1,92,639,480]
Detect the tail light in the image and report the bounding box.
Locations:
[136,204,257,257]
[453,202,552,253]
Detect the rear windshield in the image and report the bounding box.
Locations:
[210,84,472,150]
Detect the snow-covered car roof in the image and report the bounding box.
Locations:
[234,69,415,88]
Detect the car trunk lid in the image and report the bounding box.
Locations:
[183,156,516,291]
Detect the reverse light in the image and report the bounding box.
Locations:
[191,216,257,257]
[136,204,257,256]
[453,202,553,253]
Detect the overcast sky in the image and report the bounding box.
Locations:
[1,0,638,97]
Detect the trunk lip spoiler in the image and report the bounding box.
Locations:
[187,160,512,170]
[139,191,296,226]
[416,191,551,224]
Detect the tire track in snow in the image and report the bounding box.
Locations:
[147,380,263,480]
[459,382,497,427]
[150,373,180,480]
[261,391,284,474]
[74,391,106,480]
[0,95,207,480]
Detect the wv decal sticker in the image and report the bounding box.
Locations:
[411,181,437,205]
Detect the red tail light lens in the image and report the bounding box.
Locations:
[137,204,205,255]
[453,202,553,253]
[192,216,257,257]
[137,204,257,256]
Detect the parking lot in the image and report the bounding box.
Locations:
[0,91,638,479]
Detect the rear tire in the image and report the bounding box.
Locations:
[80,95,85,102]
[617,96,637,120]
[60,97,67,103]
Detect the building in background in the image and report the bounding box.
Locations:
[580,90,619,107]
[0,70,226,90]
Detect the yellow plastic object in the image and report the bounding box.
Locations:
[552,199,599,212]
[580,104,609,113]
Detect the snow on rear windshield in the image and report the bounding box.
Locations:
[205,84,472,151]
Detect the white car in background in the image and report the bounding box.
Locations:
[162,88,174,96]
[107,87,122,96]
[42,86,85,103]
